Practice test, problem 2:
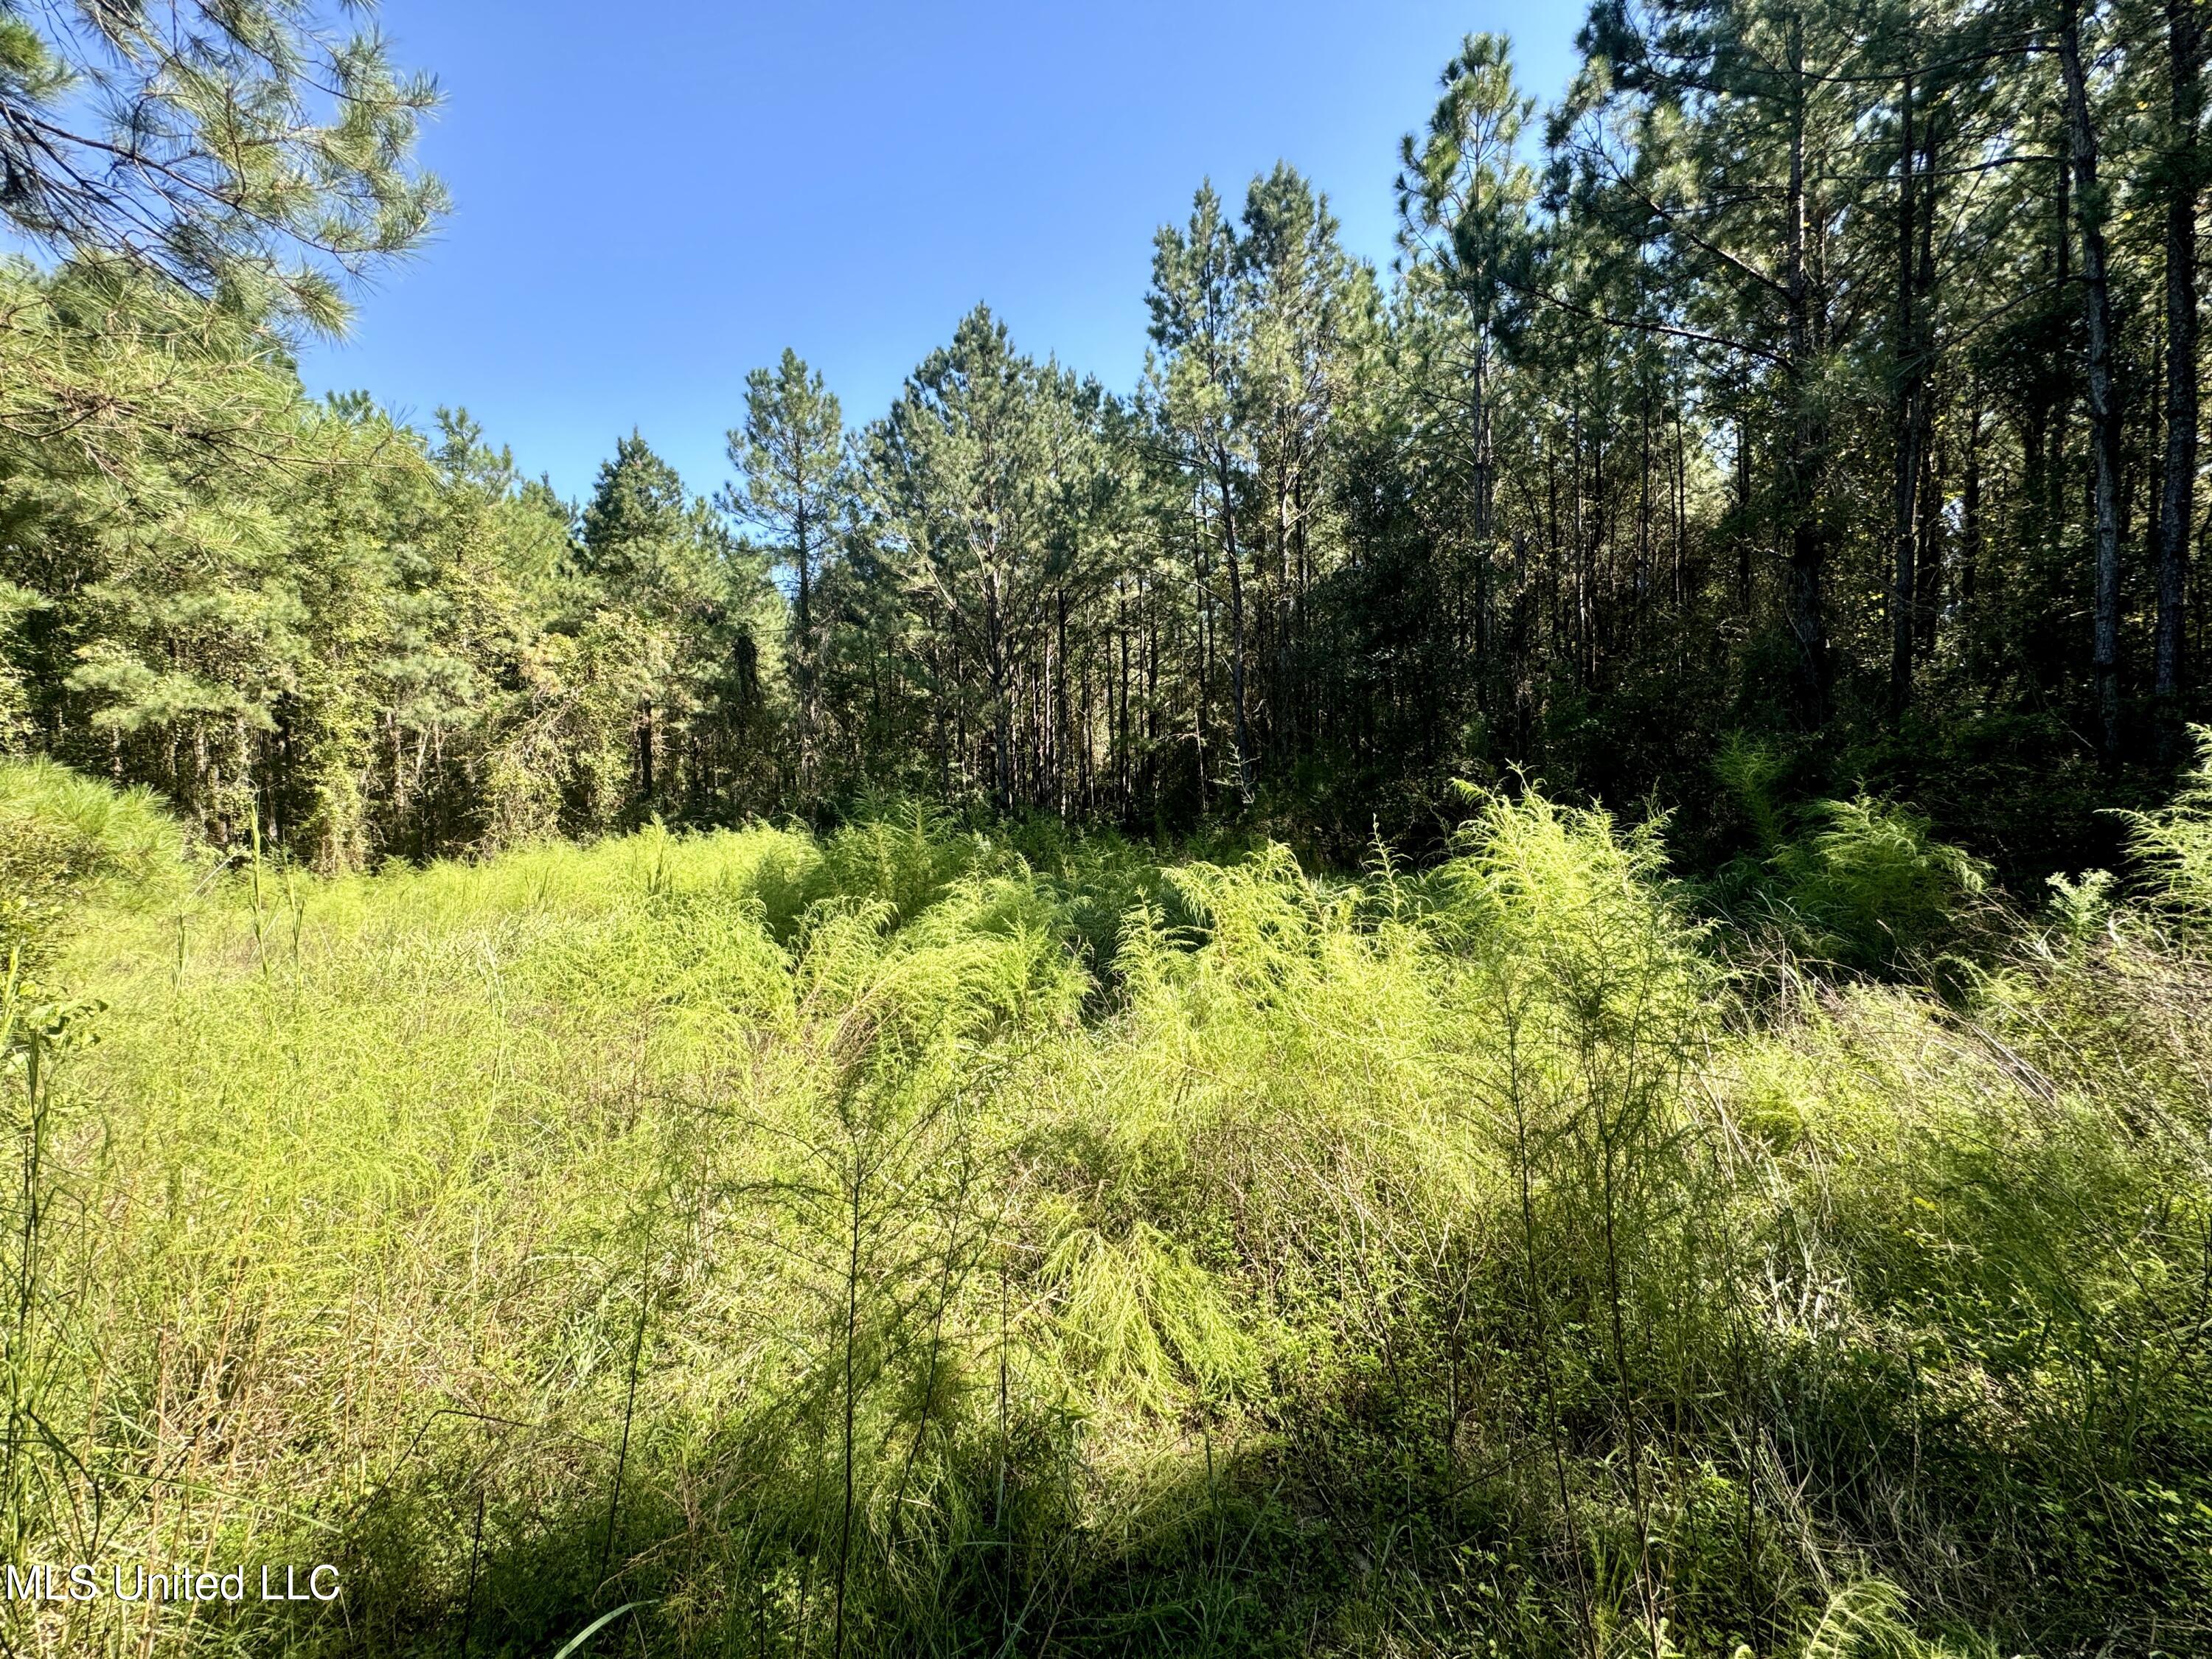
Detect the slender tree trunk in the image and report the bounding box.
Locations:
[1117,582,1132,816]
[1784,13,1832,725]
[1145,582,1159,810]
[793,498,818,804]
[1278,456,1301,766]
[985,578,1012,813]
[2059,0,2126,763]
[1055,586,1070,815]
[1735,420,1753,614]
[1192,500,1210,795]
[2160,0,2204,751]
[1212,445,1256,805]
[1917,425,1944,659]
[1962,406,1984,607]
[1891,70,1924,717]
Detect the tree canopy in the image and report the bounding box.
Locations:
[3,2,2209,889]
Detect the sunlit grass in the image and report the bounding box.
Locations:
[4,768,2210,1655]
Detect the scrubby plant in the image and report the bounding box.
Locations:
[4,788,2202,1656]
[1768,793,1992,973]
[2121,723,2212,922]
[1711,747,1994,976]
[0,757,193,981]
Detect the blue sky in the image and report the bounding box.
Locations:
[297,2,1582,504]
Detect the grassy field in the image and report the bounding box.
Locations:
[4,763,2211,1657]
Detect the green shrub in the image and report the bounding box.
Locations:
[0,755,190,975]
[1767,794,1992,973]
[1714,739,1994,975]
[2121,723,2212,922]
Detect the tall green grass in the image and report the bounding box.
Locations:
[4,763,2209,1655]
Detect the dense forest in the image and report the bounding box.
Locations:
[10,0,2212,880]
[8,4,2212,1658]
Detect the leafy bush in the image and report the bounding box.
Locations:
[1713,742,1992,975]
[0,756,189,976]
[2121,723,2212,922]
[1767,794,1992,973]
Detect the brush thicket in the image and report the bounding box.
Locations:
[3,754,2209,1655]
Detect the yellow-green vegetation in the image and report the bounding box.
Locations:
[5,759,2211,1658]
[0,757,191,990]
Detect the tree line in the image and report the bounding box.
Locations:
[4,0,2210,874]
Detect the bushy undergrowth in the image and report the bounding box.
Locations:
[3,768,2209,1657]
[1711,740,1995,976]
[0,756,192,983]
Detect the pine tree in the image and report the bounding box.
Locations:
[0,0,445,331]
[725,351,846,806]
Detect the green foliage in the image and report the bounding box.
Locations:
[1714,732,1791,851]
[8,787,2199,1655]
[1,259,786,865]
[724,349,846,802]
[0,756,188,975]
[1714,745,1992,974]
[1765,796,1992,973]
[0,0,446,330]
[3,0,2209,898]
[7,6,2212,1654]
[2121,723,2212,920]
[1397,32,1535,329]
[860,306,1121,815]
[1795,1579,1989,1659]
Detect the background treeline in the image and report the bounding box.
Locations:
[0,266,785,864]
[9,0,2212,882]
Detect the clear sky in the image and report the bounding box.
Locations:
[296,2,1584,505]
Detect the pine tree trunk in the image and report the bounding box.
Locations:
[1962,406,1984,608]
[1890,71,1924,717]
[2059,0,2126,764]
[794,507,817,804]
[2159,0,2203,751]
[1213,445,1256,805]
[1784,13,1832,726]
